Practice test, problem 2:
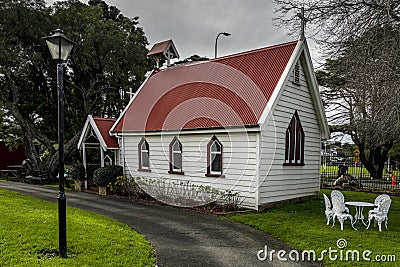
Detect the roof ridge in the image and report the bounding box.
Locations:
[154,41,298,73]
[213,40,298,61]
[92,116,117,121]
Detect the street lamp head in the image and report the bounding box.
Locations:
[44,29,75,61]
[215,32,232,58]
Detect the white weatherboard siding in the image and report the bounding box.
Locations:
[118,131,259,208]
[258,57,321,206]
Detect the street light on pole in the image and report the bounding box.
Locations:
[214,32,231,59]
[43,28,75,258]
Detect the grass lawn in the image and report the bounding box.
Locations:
[228,189,400,266]
[0,188,155,266]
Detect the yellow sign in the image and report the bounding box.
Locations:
[354,149,360,162]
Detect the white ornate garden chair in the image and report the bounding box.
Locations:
[366,197,392,232]
[323,194,334,225]
[331,190,355,230]
[368,194,390,216]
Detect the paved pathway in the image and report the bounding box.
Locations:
[0,182,321,267]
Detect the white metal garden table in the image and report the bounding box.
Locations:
[345,201,375,227]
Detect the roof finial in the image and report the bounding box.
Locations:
[297,7,308,41]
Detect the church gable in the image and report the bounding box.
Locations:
[78,115,118,151]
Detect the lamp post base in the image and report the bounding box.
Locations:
[58,192,67,258]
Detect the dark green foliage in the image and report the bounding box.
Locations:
[69,163,100,180]
[108,175,149,198]
[172,54,209,66]
[0,0,150,174]
[69,163,85,180]
[86,164,101,180]
[93,165,123,186]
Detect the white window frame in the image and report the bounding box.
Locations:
[139,138,150,171]
[207,136,223,176]
[170,137,183,173]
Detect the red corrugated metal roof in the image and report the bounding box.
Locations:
[113,41,298,132]
[93,117,119,148]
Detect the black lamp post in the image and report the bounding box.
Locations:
[43,28,75,258]
[214,32,231,58]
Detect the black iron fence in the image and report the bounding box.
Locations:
[320,152,400,193]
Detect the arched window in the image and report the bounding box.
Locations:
[284,111,305,166]
[206,136,223,176]
[169,137,183,174]
[138,138,150,171]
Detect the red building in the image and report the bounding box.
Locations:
[0,142,25,170]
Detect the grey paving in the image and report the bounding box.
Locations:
[0,181,322,267]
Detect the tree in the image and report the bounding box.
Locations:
[317,25,400,178]
[0,0,150,174]
[389,141,400,170]
[274,0,400,52]
[172,54,209,66]
[0,110,24,150]
[274,0,400,178]
[0,108,4,132]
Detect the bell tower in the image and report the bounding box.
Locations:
[147,39,179,68]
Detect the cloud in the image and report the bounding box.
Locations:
[130,0,294,59]
[47,0,298,60]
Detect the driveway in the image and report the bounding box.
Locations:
[0,182,321,267]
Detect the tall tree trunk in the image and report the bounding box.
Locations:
[45,132,81,177]
[358,142,392,179]
[21,125,43,171]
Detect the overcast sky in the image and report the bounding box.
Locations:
[44,0,319,61]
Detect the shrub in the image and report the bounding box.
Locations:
[69,163,85,180]
[108,176,148,198]
[69,163,100,181]
[218,190,245,211]
[134,177,222,207]
[93,165,123,187]
[86,163,101,180]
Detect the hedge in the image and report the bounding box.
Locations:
[93,165,123,186]
[69,163,100,181]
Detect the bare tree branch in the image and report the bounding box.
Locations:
[274,0,400,56]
